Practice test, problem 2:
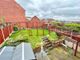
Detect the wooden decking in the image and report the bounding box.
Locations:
[36,52,50,60]
[48,47,80,60]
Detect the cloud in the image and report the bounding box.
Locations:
[16,0,80,21]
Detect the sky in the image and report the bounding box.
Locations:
[16,0,80,21]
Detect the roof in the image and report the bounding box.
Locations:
[31,16,40,22]
[0,46,14,60]
[0,43,35,60]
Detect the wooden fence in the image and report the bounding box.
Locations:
[0,23,13,44]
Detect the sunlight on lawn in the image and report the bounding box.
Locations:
[9,29,58,48]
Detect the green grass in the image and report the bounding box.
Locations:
[9,29,58,48]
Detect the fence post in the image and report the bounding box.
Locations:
[37,22,38,36]
[8,24,10,36]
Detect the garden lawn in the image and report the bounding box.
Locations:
[9,29,58,48]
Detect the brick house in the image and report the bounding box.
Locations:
[27,16,49,28]
[27,16,41,28]
[0,0,27,27]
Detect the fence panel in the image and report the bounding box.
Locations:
[0,29,4,44]
[3,26,9,39]
[9,25,12,33]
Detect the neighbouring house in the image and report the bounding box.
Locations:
[27,16,41,28]
[27,16,49,28]
[0,0,27,27]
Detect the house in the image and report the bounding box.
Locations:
[0,0,27,27]
[27,16,41,28]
